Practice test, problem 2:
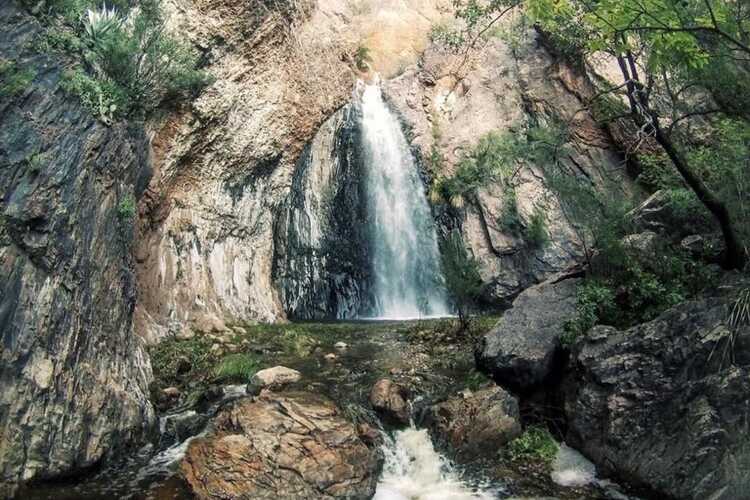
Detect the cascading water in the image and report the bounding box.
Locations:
[374,426,496,500]
[358,80,450,319]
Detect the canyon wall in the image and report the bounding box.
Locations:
[0,4,154,494]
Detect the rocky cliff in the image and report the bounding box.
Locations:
[0,4,154,495]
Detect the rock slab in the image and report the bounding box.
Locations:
[181,392,380,499]
[369,378,410,425]
[425,386,521,458]
[476,278,580,391]
[565,288,750,500]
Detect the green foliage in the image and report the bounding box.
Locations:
[440,231,484,327]
[214,353,261,381]
[25,151,48,174]
[0,60,36,97]
[525,206,549,249]
[60,68,127,123]
[117,194,136,220]
[464,369,490,391]
[497,187,524,236]
[430,22,466,50]
[435,131,522,204]
[149,336,214,387]
[507,426,559,465]
[37,0,210,121]
[562,281,616,345]
[729,288,750,330]
[354,45,372,71]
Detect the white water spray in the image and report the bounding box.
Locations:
[358,80,450,319]
[374,427,495,500]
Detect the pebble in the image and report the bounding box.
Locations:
[324,353,337,361]
[334,341,348,349]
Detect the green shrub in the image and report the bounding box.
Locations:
[354,45,372,71]
[60,68,128,123]
[524,206,549,249]
[507,426,559,465]
[214,353,261,381]
[440,231,484,328]
[0,60,36,97]
[562,281,616,345]
[117,194,136,220]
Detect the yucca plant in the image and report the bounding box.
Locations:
[83,4,123,48]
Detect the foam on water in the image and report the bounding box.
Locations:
[374,427,496,500]
[551,443,597,487]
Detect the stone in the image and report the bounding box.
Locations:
[621,231,658,255]
[248,366,301,394]
[324,353,338,361]
[475,277,580,392]
[181,392,380,499]
[334,341,348,349]
[564,282,750,499]
[369,379,410,425]
[162,387,181,398]
[161,410,207,445]
[424,386,521,459]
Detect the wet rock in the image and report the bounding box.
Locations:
[476,277,580,392]
[565,283,750,499]
[181,392,380,499]
[161,410,207,445]
[369,379,410,425]
[248,366,301,394]
[681,233,724,262]
[424,386,521,459]
[357,423,382,447]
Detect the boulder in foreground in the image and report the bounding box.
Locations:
[476,277,580,391]
[565,283,750,500]
[181,392,381,499]
[425,385,521,459]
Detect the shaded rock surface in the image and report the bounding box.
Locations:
[476,277,580,391]
[272,105,372,319]
[370,378,411,425]
[565,280,750,499]
[425,385,521,459]
[181,391,381,499]
[0,4,154,495]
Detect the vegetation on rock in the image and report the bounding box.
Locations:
[25,0,211,122]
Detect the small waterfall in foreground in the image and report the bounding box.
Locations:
[358,81,450,319]
[374,427,495,500]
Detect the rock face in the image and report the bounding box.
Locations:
[565,284,750,499]
[273,106,372,319]
[369,378,411,425]
[425,386,521,459]
[384,21,633,306]
[476,277,580,391]
[134,0,451,339]
[181,392,381,499]
[0,4,154,494]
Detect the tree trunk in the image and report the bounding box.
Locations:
[615,54,747,270]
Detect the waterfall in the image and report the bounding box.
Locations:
[358,81,450,319]
[374,427,495,500]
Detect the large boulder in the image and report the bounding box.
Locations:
[369,378,410,425]
[424,386,521,459]
[181,392,381,499]
[476,277,580,391]
[565,285,750,499]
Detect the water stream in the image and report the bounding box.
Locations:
[358,80,450,319]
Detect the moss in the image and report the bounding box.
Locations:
[0,59,36,98]
[506,426,559,466]
[214,353,261,382]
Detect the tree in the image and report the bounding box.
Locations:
[440,231,484,329]
[447,0,749,269]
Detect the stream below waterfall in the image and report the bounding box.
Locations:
[19,319,638,500]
